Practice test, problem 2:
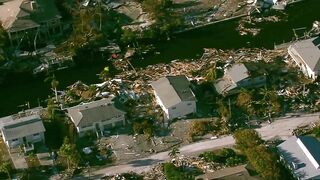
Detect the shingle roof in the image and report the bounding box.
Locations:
[67,98,126,127]
[151,75,196,108]
[1,114,45,141]
[289,37,320,71]
[277,136,320,180]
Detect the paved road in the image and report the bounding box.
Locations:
[87,112,320,178]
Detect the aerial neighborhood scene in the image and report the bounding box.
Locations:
[0,0,320,179]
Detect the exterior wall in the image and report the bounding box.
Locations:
[167,101,196,120]
[153,90,169,119]
[237,76,266,88]
[4,132,45,148]
[77,115,126,137]
[288,46,317,80]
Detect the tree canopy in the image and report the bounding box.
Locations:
[59,137,80,170]
[233,129,263,153]
[246,145,281,179]
[233,129,293,179]
[0,25,8,64]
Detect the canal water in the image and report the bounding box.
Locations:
[0,0,319,117]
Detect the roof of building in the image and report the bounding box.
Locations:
[0,107,43,129]
[67,98,126,127]
[214,63,249,95]
[150,75,196,108]
[0,0,61,32]
[289,37,320,71]
[195,164,259,180]
[277,136,320,179]
[1,114,45,141]
[227,63,249,83]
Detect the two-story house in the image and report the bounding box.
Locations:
[66,98,126,137]
[288,36,320,81]
[151,75,197,122]
[0,113,45,150]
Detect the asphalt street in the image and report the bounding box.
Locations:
[80,112,320,178]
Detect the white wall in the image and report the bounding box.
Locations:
[77,115,125,136]
[167,101,196,120]
[288,47,317,80]
[153,90,169,119]
[4,132,45,148]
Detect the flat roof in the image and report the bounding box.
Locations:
[277,136,320,180]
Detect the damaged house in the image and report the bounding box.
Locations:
[151,75,196,122]
[214,63,266,96]
[67,98,126,137]
[0,0,62,47]
[288,36,320,81]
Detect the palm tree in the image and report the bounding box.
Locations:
[44,74,59,102]
[168,147,180,159]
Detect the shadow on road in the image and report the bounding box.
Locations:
[128,158,162,167]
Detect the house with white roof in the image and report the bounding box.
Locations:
[288,36,320,80]
[214,63,266,96]
[277,136,320,180]
[66,98,126,137]
[151,75,196,122]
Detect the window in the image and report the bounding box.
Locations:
[172,107,176,110]
[33,133,40,136]
[12,139,18,142]
[187,103,192,106]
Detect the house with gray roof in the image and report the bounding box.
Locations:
[151,75,196,121]
[0,113,45,150]
[214,63,266,96]
[277,136,320,180]
[288,36,320,80]
[0,0,61,46]
[67,98,126,137]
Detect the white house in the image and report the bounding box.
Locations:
[151,75,196,122]
[0,114,45,149]
[277,136,320,180]
[288,37,320,81]
[67,98,126,137]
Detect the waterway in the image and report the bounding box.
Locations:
[0,0,319,117]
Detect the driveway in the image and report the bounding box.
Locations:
[80,112,320,178]
[10,152,28,169]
